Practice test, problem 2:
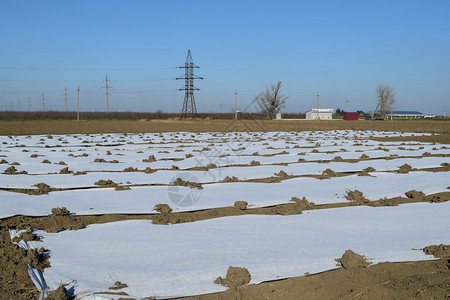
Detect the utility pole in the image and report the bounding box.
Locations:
[175,50,203,117]
[18,100,20,112]
[28,97,31,112]
[234,90,237,120]
[42,93,45,112]
[65,86,68,112]
[105,75,109,113]
[77,85,80,121]
[346,98,349,113]
[316,93,320,120]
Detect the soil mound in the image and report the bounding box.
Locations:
[171,177,203,189]
[143,155,156,162]
[423,244,450,258]
[405,190,426,200]
[123,167,139,172]
[59,167,72,174]
[336,249,371,269]
[214,266,251,289]
[321,168,337,179]
[51,207,71,216]
[31,183,52,195]
[154,204,172,214]
[109,281,128,290]
[363,166,376,172]
[345,190,370,205]
[274,170,288,177]
[234,201,248,210]
[221,176,239,183]
[291,196,315,210]
[46,284,72,300]
[397,163,413,174]
[250,160,260,166]
[95,179,118,187]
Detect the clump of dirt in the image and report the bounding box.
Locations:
[56,161,67,165]
[346,190,370,205]
[154,204,172,214]
[95,179,118,187]
[143,155,156,162]
[440,162,450,170]
[115,186,131,191]
[73,171,87,175]
[336,249,371,269]
[359,154,370,159]
[363,166,376,172]
[185,153,193,158]
[59,167,72,174]
[45,284,72,300]
[333,156,343,161]
[422,152,432,157]
[41,159,51,164]
[144,167,156,174]
[250,160,260,166]
[274,170,288,177]
[171,165,180,170]
[0,159,8,164]
[123,167,139,172]
[221,176,239,183]
[3,166,27,175]
[206,163,217,169]
[30,183,52,195]
[214,266,251,289]
[171,177,203,189]
[12,230,41,243]
[405,190,426,200]
[321,168,337,179]
[397,163,413,174]
[423,244,450,258]
[51,207,71,216]
[109,281,128,290]
[234,201,248,210]
[428,193,448,203]
[291,196,315,210]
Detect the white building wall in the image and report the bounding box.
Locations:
[305,109,333,120]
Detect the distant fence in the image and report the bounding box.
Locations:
[0,111,306,121]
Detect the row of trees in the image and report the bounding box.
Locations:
[254,82,396,119]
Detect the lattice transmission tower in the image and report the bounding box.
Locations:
[176,50,203,116]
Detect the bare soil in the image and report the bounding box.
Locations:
[1,120,449,299]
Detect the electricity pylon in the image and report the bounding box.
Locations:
[176,50,203,116]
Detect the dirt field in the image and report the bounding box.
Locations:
[0,119,449,300]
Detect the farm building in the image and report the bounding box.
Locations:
[305,109,333,120]
[386,111,423,119]
[343,112,359,120]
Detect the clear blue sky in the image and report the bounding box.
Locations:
[1,0,449,115]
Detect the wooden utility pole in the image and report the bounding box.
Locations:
[18,100,20,112]
[28,97,31,111]
[234,90,237,120]
[346,98,349,112]
[65,86,68,112]
[77,85,80,121]
[42,93,45,112]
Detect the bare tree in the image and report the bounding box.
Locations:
[255,81,289,118]
[374,84,396,119]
